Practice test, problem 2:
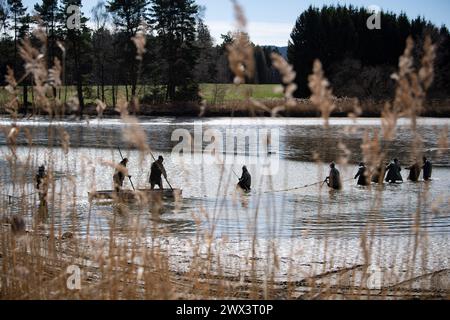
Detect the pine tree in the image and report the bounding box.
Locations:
[287,5,447,98]
[59,0,92,116]
[19,13,32,112]
[194,20,216,83]
[91,1,112,102]
[107,0,148,99]
[150,0,199,101]
[0,0,9,34]
[6,0,31,111]
[34,0,59,68]
[7,0,26,73]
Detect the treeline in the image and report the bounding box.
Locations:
[288,5,450,99]
[2,2,449,116]
[0,0,282,115]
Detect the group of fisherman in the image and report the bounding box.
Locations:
[111,155,432,193]
[112,155,252,193]
[326,156,433,190]
[34,155,432,196]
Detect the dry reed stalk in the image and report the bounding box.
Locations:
[121,115,151,163]
[381,102,397,140]
[337,141,351,166]
[437,126,449,157]
[391,36,436,131]
[18,24,65,116]
[227,0,254,85]
[4,67,19,119]
[308,59,336,128]
[270,53,297,116]
[95,99,107,118]
[360,129,385,183]
[131,22,148,61]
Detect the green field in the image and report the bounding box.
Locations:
[0,84,283,109]
[199,84,283,103]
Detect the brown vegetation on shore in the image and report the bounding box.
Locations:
[2,97,450,118]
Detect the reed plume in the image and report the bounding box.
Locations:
[308,59,336,128]
[227,0,254,85]
[270,53,297,116]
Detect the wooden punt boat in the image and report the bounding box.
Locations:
[88,188,182,203]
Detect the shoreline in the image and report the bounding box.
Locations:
[2,98,450,119]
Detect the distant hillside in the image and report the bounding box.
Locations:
[276,46,288,58]
[263,46,288,59]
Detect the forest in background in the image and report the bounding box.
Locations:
[288,5,450,99]
[0,1,449,116]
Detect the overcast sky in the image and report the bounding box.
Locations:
[22,0,450,46]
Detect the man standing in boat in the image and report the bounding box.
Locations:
[150,156,167,190]
[113,158,129,192]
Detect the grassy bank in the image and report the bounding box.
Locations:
[0,84,283,109]
[1,84,449,118]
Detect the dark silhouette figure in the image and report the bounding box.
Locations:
[355,162,369,186]
[150,156,167,190]
[36,165,47,190]
[325,163,342,190]
[113,158,129,192]
[385,159,403,183]
[237,166,252,192]
[407,161,421,182]
[423,157,432,181]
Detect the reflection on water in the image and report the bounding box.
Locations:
[2,117,450,166]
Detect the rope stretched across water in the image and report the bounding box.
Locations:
[263,178,354,194]
[0,191,40,204]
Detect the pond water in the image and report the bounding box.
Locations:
[1,116,449,282]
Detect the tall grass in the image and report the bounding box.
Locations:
[0,1,449,300]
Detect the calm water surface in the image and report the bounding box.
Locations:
[1,117,449,279]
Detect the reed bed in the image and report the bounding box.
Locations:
[0,1,449,300]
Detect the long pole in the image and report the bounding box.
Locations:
[149,151,173,191]
[118,147,135,191]
[232,169,240,179]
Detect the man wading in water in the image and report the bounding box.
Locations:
[422,156,433,181]
[237,166,251,192]
[408,160,421,182]
[325,162,342,190]
[385,158,403,183]
[149,156,167,190]
[354,162,369,186]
